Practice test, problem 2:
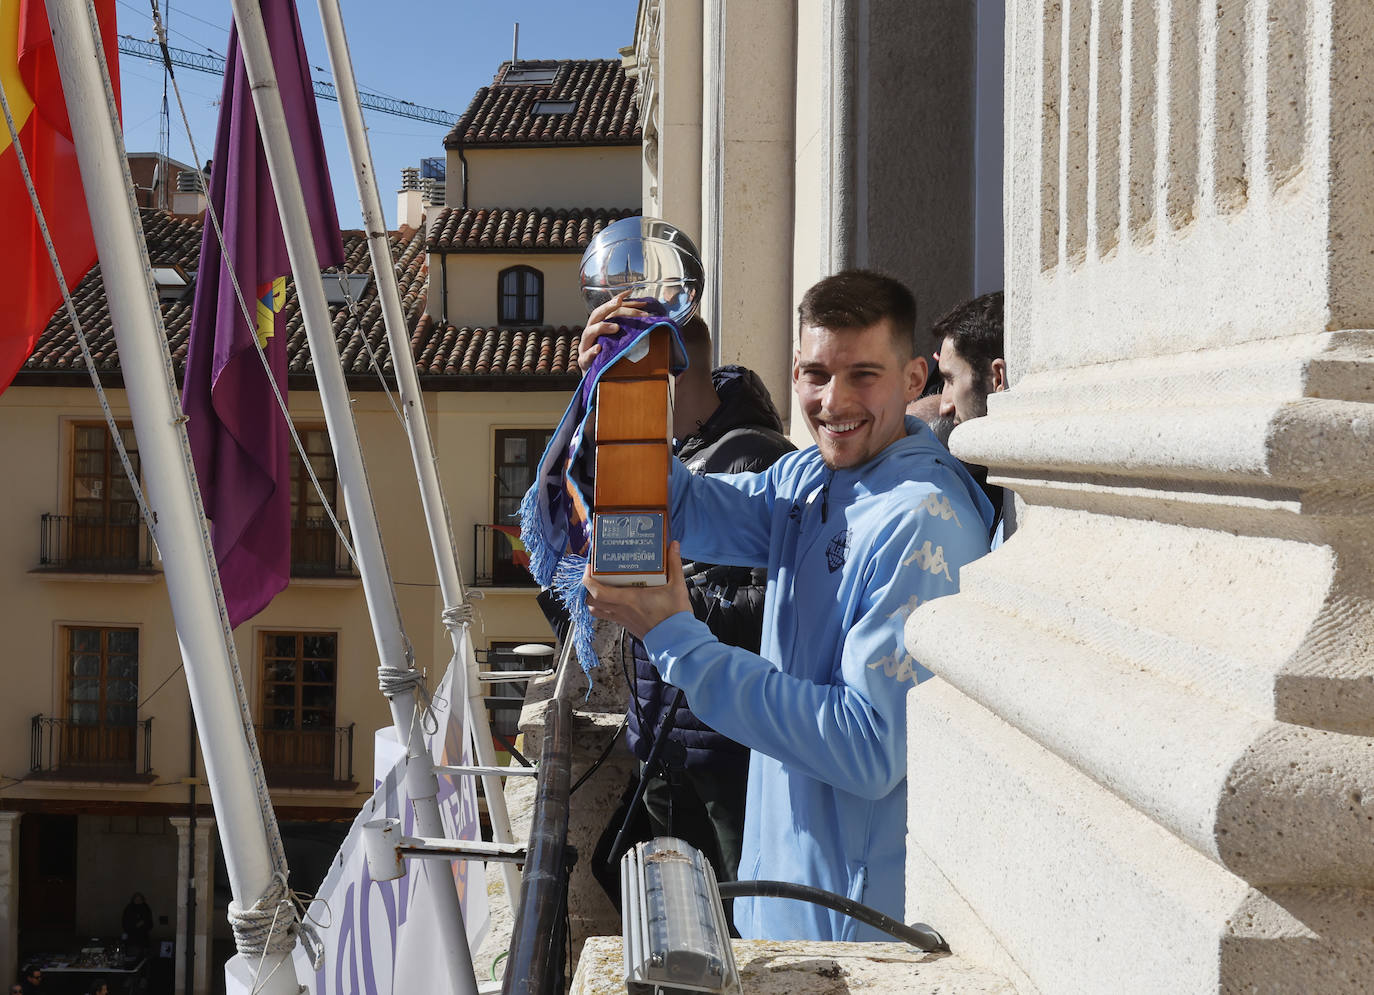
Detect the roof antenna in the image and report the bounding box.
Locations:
[512,22,520,64]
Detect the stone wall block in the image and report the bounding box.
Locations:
[1002,0,1374,375]
[905,680,1374,993]
[909,571,1374,886]
[1090,0,1124,255]
[1217,723,1374,885]
[1162,0,1201,230]
[1211,0,1251,214]
[1324,0,1374,326]
[910,2,1374,991]
[958,330,1374,483]
[908,678,1247,993]
[1218,885,1374,989]
[1039,1,1064,271]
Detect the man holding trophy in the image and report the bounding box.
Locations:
[542,219,994,942]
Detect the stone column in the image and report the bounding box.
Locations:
[0,813,20,988]
[169,816,215,995]
[906,1,1374,992]
[631,0,704,244]
[701,0,797,407]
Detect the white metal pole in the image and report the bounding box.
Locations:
[223,2,477,991]
[314,0,524,906]
[42,2,301,992]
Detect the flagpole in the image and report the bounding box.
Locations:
[224,1,478,991]
[41,1,303,992]
[313,0,524,907]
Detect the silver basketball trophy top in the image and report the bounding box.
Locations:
[579,215,704,324]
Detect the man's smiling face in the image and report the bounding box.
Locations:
[793,318,927,470]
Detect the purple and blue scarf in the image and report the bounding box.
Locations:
[519,313,687,673]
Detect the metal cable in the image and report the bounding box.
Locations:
[330,270,404,425]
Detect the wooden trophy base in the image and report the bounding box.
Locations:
[590,327,672,587]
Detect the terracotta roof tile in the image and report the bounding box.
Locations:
[444,59,640,148]
[427,206,639,253]
[20,210,576,388]
[408,317,579,378]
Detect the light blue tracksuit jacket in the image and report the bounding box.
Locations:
[642,416,993,941]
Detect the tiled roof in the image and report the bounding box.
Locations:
[444,59,640,148]
[427,207,639,253]
[18,210,577,387]
[409,316,579,377]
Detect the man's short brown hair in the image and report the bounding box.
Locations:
[797,269,918,357]
[930,291,1004,381]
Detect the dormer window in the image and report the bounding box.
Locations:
[498,265,543,325]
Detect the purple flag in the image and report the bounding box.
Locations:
[182,0,343,628]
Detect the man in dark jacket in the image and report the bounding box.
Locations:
[585,315,793,886]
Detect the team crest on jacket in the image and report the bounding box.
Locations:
[825,529,851,572]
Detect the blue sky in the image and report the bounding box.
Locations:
[114,0,639,229]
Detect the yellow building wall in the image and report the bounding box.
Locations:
[429,389,567,652]
[434,252,587,329]
[452,145,641,212]
[0,380,571,813]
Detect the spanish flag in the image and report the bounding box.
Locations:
[490,524,530,568]
[0,0,119,394]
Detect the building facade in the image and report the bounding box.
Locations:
[0,53,639,992]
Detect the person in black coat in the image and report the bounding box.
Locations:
[584,314,794,890]
[121,891,153,952]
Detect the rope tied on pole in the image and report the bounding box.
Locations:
[440,592,483,632]
[227,871,324,971]
[378,664,439,740]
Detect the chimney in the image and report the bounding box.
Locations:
[171,166,207,217]
[397,166,425,230]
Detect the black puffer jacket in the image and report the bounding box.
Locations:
[625,365,794,769]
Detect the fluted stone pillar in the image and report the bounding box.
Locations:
[905,1,1374,992]
[0,813,20,989]
[169,816,215,995]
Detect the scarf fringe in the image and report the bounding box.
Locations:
[519,483,599,675]
[550,555,598,675]
[518,481,557,588]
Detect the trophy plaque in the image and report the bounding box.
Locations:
[579,217,703,586]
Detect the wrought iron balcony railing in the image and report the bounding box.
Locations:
[38,513,154,573]
[30,714,153,780]
[255,722,355,788]
[473,523,535,587]
[291,517,357,578]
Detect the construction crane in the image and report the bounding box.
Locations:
[118,35,457,127]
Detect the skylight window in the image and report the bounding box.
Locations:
[151,265,188,288]
[503,66,558,85]
[151,264,191,300]
[532,99,576,116]
[322,273,371,305]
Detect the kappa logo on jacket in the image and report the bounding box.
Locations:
[824,529,851,573]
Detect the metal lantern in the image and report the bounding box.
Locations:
[578,216,704,324]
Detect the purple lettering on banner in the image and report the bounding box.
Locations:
[360,859,396,995]
[332,882,359,995]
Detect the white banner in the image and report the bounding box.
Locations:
[279,658,490,995]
